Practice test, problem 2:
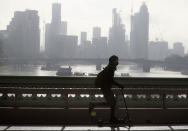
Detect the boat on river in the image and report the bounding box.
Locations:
[56,66,73,76]
[74,72,86,76]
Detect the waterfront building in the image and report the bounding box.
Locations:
[7,10,40,58]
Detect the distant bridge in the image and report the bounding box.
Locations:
[3,57,187,72]
[1,76,188,129]
[2,57,164,64]
[0,57,167,67]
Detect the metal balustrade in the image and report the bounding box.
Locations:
[0,76,188,108]
[1,76,188,125]
[0,91,188,108]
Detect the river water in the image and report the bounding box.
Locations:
[0,64,187,78]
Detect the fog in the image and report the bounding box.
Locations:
[0,0,188,50]
[0,0,188,77]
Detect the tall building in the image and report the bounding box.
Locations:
[0,30,8,58]
[53,35,78,58]
[173,42,185,56]
[52,3,61,24]
[79,40,92,58]
[80,32,87,44]
[108,8,128,58]
[91,26,108,58]
[7,10,40,58]
[60,21,67,35]
[92,37,108,58]
[93,27,101,39]
[79,32,96,58]
[45,3,78,58]
[46,3,62,57]
[45,23,52,57]
[79,32,87,58]
[51,3,62,35]
[130,3,149,59]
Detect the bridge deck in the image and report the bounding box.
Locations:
[1,107,188,125]
[1,76,188,127]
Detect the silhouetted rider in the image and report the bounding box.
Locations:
[89,55,124,122]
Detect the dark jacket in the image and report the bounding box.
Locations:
[95,64,120,88]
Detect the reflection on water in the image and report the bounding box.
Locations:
[0,64,187,78]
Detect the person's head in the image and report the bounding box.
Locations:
[109,55,119,66]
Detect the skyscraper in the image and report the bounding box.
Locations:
[45,23,52,56]
[80,32,87,44]
[7,10,40,58]
[93,27,101,39]
[108,8,128,58]
[60,21,67,35]
[92,27,108,58]
[130,3,149,59]
[0,30,7,58]
[45,3,78,58]
[51,3,61,35]
[52,3,61,24]
[92,37,108,58]
[54,35,78,58]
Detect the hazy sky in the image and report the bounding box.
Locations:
[0,0,188,51]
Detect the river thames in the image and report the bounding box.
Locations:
[0,64,187,78]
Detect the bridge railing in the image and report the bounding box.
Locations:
[0,76,188,108]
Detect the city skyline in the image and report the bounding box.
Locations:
[0,0,188,51]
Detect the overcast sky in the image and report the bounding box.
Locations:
[0,0,188,51]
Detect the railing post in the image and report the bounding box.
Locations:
[162,94,166,109]
[65,93,69,109]
[46,94,51,100]
[15,93,18,108]
[32,93,37,100]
